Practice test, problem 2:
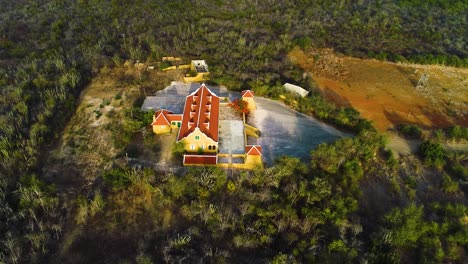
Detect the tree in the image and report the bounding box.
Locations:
[418,141,445,168]
[228,99,249,116]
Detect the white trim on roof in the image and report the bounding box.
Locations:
[152,110,171,126]
[246,145,262,156]
[242,90,255,97]
[177,127,218,144]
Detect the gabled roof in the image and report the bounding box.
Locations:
[177,84,219,142]
[151,109,172,126]
[241,90,255,98]
[246,145,262,156]
[183,154,217,165]
[167,114,182,122]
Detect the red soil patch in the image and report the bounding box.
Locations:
[289,47,468,131]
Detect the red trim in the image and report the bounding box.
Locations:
[167,114,182,122]
[183,154,217,165]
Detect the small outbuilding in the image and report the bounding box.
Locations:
[283,83,309,97]
[244,145,263,168]
[241,90,256,110]
[151,109,182,134]
[191,60,209,73]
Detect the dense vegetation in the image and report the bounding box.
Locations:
[0,0,467,263]
[397,123,468,143]
[42,132,468,263]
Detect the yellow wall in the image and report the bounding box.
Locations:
[153,125,171,134]
[242,97,256,110]
[170,121,181,129]
[245,124,260,138]
[183,73,210,83]
[216,155,263,170]
[244,155,263,169]
[180,127,218,153]
[162,64,190,71]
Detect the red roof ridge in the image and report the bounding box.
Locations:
[242,90,255,97]
[152,109,172,126]
[177,84,220,142]
[246,145,262,156]
[196,85,206,127]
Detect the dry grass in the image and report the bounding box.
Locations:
[289,47,468,131]
[44,65,172,190]
[42,65,179,262]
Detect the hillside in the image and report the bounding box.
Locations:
[289,47,468,131]
[0,1,467,263]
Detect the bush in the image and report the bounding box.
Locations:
[228,99,249,116]
[102,168,132,190]
[418,141,445,168]
[172,141,185,157]
[397,124,422,139]
[187,70,198,77]
[446,125,468,141]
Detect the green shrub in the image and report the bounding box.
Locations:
[447,125,468,141]
[187,70,198,77]
[418,141,445,168]
[397,124,422,139]
[172,141,185,157]
[102,168,132,190]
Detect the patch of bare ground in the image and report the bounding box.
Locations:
[42,64,176,258]
[154,131,178,165]
[43,65,173,193]
[220,104,243,120]
[289,47,468,132]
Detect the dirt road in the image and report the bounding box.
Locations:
[386,135,468,156]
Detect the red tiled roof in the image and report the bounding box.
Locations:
[167,114,182,122]
[246,145,262,156]
[177,84,219,141]
[151,109,172,126]
[241,90,254,98]
[183,154,217,165]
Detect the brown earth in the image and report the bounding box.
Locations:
[289,47,468,131]
[43,64,172,191]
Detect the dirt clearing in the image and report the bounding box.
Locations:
[43,65,172,191]
[289,47,468,131]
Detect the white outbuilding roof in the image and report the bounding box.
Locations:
[283,83,309,97]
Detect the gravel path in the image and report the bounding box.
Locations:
[386,135,468,156]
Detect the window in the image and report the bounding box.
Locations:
[171,121,176,125]
[195,135,200,140]
[212,145,216,150]
[208,145,212,150]
[190,145,195,150]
